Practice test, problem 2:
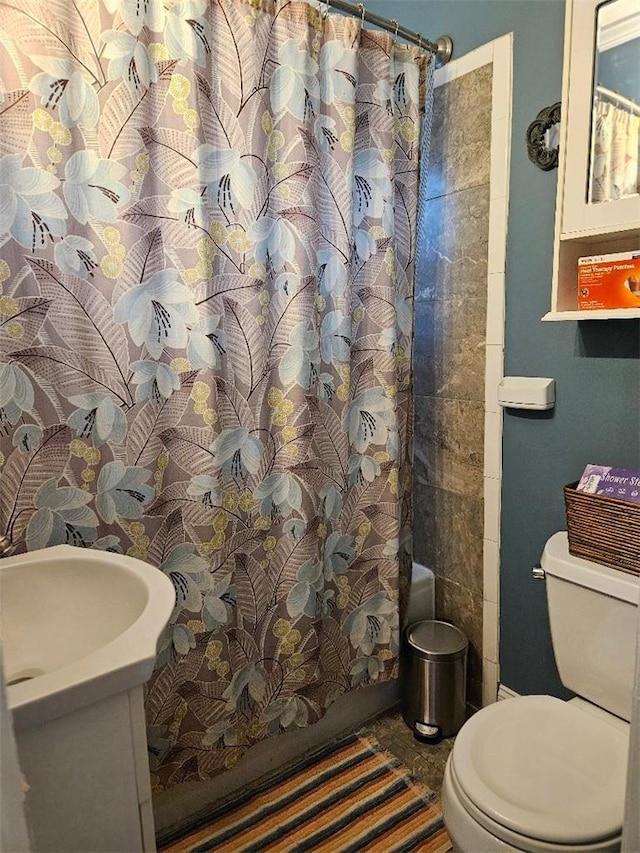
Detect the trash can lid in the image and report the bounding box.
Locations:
[405,620,468,660]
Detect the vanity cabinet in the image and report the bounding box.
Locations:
[546,0,640,320]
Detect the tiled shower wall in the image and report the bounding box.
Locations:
[414,63,494,711]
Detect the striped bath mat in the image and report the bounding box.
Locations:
[159,733,451,852]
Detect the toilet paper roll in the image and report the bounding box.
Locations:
[406,561,435,625]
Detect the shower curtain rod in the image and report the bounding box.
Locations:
[596,84,640,117]
[325,0,453,65]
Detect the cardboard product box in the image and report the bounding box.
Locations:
[577,250,640,310]
[577,464,640,505]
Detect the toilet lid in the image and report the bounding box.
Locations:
[452,695,629,845]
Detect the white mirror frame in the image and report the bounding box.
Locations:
[561,0,640,237]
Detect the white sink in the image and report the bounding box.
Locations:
[2,544,174,730]
[0,544,175,852]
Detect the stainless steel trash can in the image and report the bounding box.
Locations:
[401,620,468,739]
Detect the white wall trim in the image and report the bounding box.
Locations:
[434,39,493,87]
[435,33,513,710]
[483,32,511,708]
[498,684,520,702]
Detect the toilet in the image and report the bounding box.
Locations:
[441,531,639,852]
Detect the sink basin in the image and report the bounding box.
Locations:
[1,544,174,730]
[1,544,175,852]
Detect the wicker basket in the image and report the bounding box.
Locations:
[564,482,640,576]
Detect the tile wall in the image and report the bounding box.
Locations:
[413,38,511,710]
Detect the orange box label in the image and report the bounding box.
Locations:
[577,251,640,310]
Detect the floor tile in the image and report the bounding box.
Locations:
[358,706,454,794]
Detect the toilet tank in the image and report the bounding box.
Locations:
[541,532,639,721]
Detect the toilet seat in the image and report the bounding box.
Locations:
[444,759,622,853]
[450,695,629,849]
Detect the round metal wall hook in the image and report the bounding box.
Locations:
[526,102,561,171]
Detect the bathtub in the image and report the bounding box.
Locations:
[406,561,436,625]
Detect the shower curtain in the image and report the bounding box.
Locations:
[0,0,432,787]
[590,99,640,202]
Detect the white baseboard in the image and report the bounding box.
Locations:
[497,684,520,701]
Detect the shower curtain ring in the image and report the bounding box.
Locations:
[391,19,399,38]
[357,2,366,25]
[322,0,329,18]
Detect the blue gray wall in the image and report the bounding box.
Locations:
[370,0,640,696]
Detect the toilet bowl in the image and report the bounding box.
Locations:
[442,696,629,852]
[441,533,639,852]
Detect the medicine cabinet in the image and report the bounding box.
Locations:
[546,0,640,320]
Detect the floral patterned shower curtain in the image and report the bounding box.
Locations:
[0,0,431,786]
[590,99,640,202]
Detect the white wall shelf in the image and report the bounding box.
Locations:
[543,308,640,321]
